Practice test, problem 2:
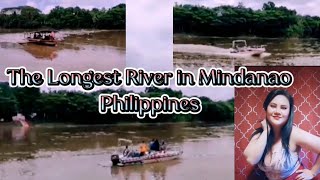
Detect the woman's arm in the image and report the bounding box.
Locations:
[292,126,320,178]
[244,119,269,165]
[310,155,320,177]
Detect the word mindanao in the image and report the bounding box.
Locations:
[4,67,294,89]
[99,93,201,119]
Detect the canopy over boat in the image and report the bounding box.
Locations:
[23,30,60,46]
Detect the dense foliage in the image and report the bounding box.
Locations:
[0,83,234,124]
[0,4,125,29]
[174,1,320,37]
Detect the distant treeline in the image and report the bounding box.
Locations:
[0,4,125,29]
[174,1,320,37]
[0,83,234,124]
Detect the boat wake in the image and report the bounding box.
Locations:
[0,42,23,49]
[98,162,112,167]
[174,44,271,59]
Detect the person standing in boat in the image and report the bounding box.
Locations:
[123,145,130,157]
[139,140,148,156]
[11,113,30,141]
[149,139,155,150]
[50,31,55,40]
[244,89,320,180]
[160,141,167,152]
[153,139,160,151]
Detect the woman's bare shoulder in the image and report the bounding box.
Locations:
[290,126,301,144]
[291,126,307,139]
[291,126,315,135]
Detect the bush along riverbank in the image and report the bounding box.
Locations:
[174,1,320,38]
[0,4,125,29]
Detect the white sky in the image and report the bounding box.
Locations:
[0,0,125,14]
[126,0,173,72]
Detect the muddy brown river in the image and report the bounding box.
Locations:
[0,30,125,82]
[174,35,320,69]
[0,123,234,180]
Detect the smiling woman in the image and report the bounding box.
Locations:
[244,89,320,180]
[235,66,320,180]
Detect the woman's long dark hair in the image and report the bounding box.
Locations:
[251,89,295,166]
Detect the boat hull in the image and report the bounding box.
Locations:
[111,150,183,167]
[231,48,265,56]
[26,38,58,47]
[231,40,266,57]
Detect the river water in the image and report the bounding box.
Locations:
[0,123,234,180]
[174,35,320,69]
[172,35,320,101]
[0,30,125,83]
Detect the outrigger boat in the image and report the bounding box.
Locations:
[23,30,61,47]
[110,139,183,167]
[230,40,266,56]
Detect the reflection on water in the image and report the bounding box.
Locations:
[0,123,234,180]
[110,160,180,180]
[174,36,320,68]
[0,30,125,81]
[21,44,58,60]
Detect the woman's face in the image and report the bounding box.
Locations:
[266,95,290,127]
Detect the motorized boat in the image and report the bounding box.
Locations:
[12,113,30,128]
[111,150,183,166]
[230,40,266,56]
[110,139,183,167]
[22,30,61,47]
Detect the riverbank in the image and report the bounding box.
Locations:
[0,4,125,30]
[0,30,125,82]
[0,123,234,180]
[0,28,125,33]
[174,35,320,68]
[25,121,234,127]
[174,3,320,38]
[0,83,234,124]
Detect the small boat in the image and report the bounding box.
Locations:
[23,30,61,47]
[110,139,183,167]
[12,113,30,128]
[111,150,183,166]
[230,40,266,56]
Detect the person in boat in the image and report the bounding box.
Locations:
[139,140,148,156]
[160,141,166,151]
[153,139,160,151]
[33,33,41,39]
[123,145,130,157]
[149,139,161,151]
[244,89,320,180]
[50,31,55,40]
[44,35,50,40]
[37,33,42,39]
[149,139,155,149]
